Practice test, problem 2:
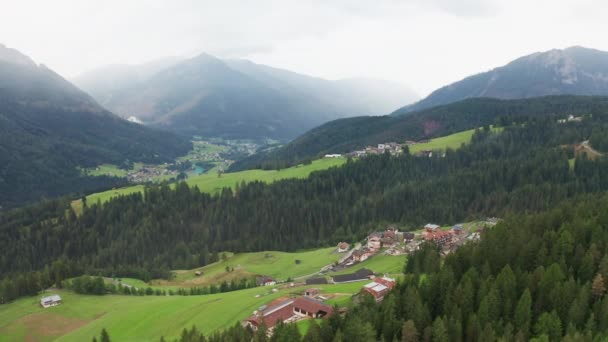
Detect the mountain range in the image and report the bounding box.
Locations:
[234,46,608,168]
[0,44,191,208]
[73,55,418,141]
[395,46,608,114]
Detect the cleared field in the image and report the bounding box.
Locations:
[409,127,502,154]
[332,254,406,277]
[152,248,343,288]
[0,281,367,342]
[79,157,346,207]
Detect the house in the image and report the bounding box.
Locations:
[352,248,375,262]
[40,294,62,308]
[324,154,342,158]
[293,297,333,318]
[243,297,333,331]
[424,223,440,232]
[194,271,202,276]
[451,224,464,234]
[337,242,350,253]
[306,277,328,285]
[424,230,453,248]
[256,276,277,286]
[378,144,386,150]
[367,233,382,249]
[304,288,319,297]
[332,268,374,283]
[362,277,396,302]
[403,232,415,242]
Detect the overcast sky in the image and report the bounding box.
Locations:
[2,0,607,96]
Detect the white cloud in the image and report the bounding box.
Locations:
[2,0,608,96]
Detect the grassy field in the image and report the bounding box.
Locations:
[79,157,346,208]
[152,248,343,288]
[0,281,367,342]
[409,127,502,154]
[332,254,406,277]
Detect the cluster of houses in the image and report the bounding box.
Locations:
[346,142,403,158]
[558,115,584,124]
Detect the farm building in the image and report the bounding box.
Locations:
[352,248,375,262]
[40,294,62,308]
[452,224,464,234]
[403,232,415,242]
[243,297,333,331]
[362,277,396,302]
[332,268,374,283]
[304,288,319,297]
[194,271,202,276]
[306,277,328,285]
[367,233,382,249]
[424,223,440,232]
[256,276,276,286]
[337,242,350,252]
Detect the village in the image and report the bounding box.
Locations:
[242,218,498,335]
[324,139,439,160]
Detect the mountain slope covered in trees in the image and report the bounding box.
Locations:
[73,54,418,141]
[0,44,191,208]
[230,96,608,170]
[2,108,608,302]
[395,46,608,115]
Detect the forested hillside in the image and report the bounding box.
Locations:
[0,45,192,208]
[153,193,608,341]
[230,96,608,171]
[2,111,608,303]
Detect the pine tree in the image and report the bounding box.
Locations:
[401,320,418,342]
[592,273,605,300]
[514,289,532,334]
[100,328,111,342]
[432,317,448,342]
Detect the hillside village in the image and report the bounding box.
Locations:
[325,138,442,160]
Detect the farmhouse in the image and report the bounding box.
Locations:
[337,242,350,253]
[256,276,276,286]
[362,277,396,302]
[352,248,375,262]
[332,268,374,283]
[324,154,342,158]
[40,294,62,308]
[424,223,440,232]
[243,297,333,331]
[403,232,415,242]
[451,224,464,234]
[304,288,319,297]
[367,233,382,249]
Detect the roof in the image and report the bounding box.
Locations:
[306,277,328,285]
[41,294,61,302]
[425,224,440,229]
[332,268,374,283]
[247,300,295,329]
[293,297,333,315]
[403,232,415,239]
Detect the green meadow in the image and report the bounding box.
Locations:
[0,281,367,342]
[409,126,502,154]
[80,157,346,208]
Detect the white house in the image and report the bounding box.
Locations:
[40,294,62,308]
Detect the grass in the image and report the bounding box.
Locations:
[76,158,346,209]
[331,253,406,277]
[0,281,367,342]
[152,248,342,288]
[409,127,502,154]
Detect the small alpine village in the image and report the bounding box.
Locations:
[37,219,498,338]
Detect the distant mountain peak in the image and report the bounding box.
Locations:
[0,43,36,67]
[394,46,608,115]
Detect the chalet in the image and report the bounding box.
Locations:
[451,224,464,234]
[337,242,350,253]
[403,232,415,242]
[367,233,382,249]
[362,277,396,302]
[424,230,453,248]
[293,297,333,318]
[324,154,342,158]
[306,277,328,285]
[352,248,374,262]
[304,288,319,297]
[256,276,277,286]
[40,294,62,308]
[243,297,333,331]
[424,223,440,232]
[332,268,374,283]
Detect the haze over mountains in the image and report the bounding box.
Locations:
[0,44,190,207]
[395,46,608,114]
[235,46,608,168]
[73,54,418,141]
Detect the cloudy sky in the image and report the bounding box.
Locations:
[2,0,606,96]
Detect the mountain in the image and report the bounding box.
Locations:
[0,44,191,208]
[74,54,418,141]
[395,46,608,115]
[229,95,608,170]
